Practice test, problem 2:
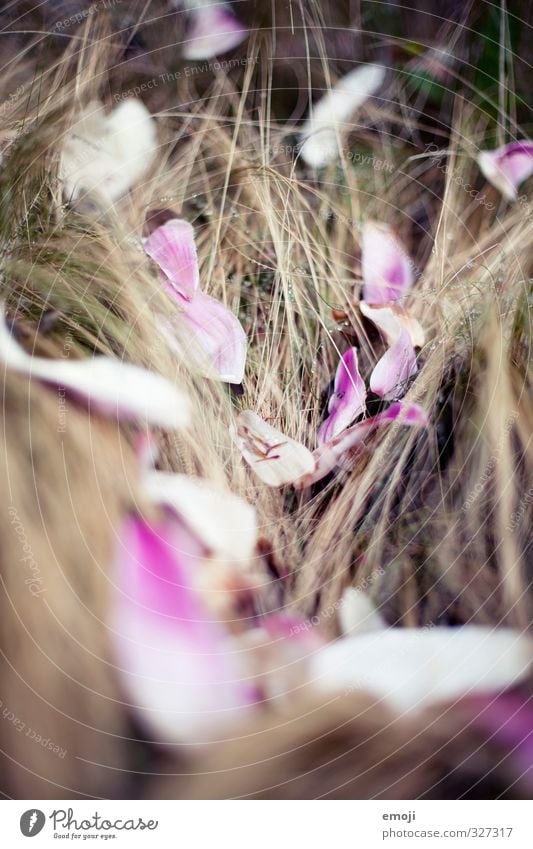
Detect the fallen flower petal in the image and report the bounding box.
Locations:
[113,516,256,743]
[0,312,190,429]
[477,141,533,202]
[310,626,532,712]
[183,3,248,61]
[61,99,157,206]
[318,347,366,444]
[144,218,199,299]
[362,220,414,304]
[294,402,428,489]
[300,64,385,167]
[143,471,257,563]
[369,327,418,399]
[359,300,425,348]
[232,410,315,487]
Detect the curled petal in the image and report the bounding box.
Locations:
[232,410,314,487]
[61,99,157,206]
[310,627,532,712]
[318,347,366,444]
[294,402,428,489]
[144,471,257,563]
[300,64,385,167]
[362,221,413,304]
[144,219,199,299]
[0,311,190,429]
[183,4,248,61]
[171,290,247,383]
[359,301,425,348]
[477,141,533,202]
[369,328,418,399]
[113,517,256,743]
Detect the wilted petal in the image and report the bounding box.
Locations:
[144,471,257,563]
[113,516,256,743]
[310,627,532,712]
[477,141,533,202]
[369,328,418,400]
[300,64,385,167]
[318,347,366,444]
[183,4,248,61]
[359,301,425,348]
[232,410,315,487]
[61,99,157,206]
[171,290,246,383]
[0,311,189,429]
[362,221,413,304]
[294,402,428,489]
[144,219,199,299]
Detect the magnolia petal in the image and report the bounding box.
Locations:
[232,410,315,487]
[339,588,386,636]
[362,221,413,304]
[173,290,247,383]
[310,627,532,712]
[61,99,157,205]
[369,328,418,400]
[113,516,256,743]
[294,402,428,489]
[144,471,257,562]
[359,301,425,348]
[183,4,248,61]
[0,312,189,429]
[300,64,385,167]
[477,141,533,202]
[144,219,199,299]
[318,347,366,444]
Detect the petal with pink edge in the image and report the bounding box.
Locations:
[362,221,414,304]
[112,516,256,743]
[144,218,199,299]
[0,311,190,429]
[359,301,425,348]
[318,347,366,444]
[477,141,533,202]
[232,410,315,487]
[183,4,248,61]
[369,328,418,399]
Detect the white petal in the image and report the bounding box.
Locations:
[232,410,315,487]
[0,312,189,429]
[339,588,386,636]
[360,301,425,348]
[144,471,257,562]
[300,65,385,167]
[311,627,532,712]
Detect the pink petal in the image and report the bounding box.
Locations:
[369,328,418,399]
[172,290,246,383]
[231,410,315,487]
[144,219,199,300]
[362,221,413,304]
[0,310,190,429]
[359,301,425,348]
[183,4,248,61]
[477,141,533,202]
[317,347,366,444]
[294,402,428,489]
[112,516,256,743]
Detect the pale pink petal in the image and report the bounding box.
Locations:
[231,410,314,487]
[362,221,413,304]
[144,219,199,300]
[369,328,418,399]
[359,301,425,348]
[184,4,248,61]
[318,347,366,444]
[477,141,533,202]
[0,311,190,429]
[294,402,428,489]
[112,516,256,743]
[170,290,246,383]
